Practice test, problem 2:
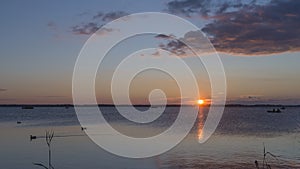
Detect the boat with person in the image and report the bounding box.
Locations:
[267,108,281,113]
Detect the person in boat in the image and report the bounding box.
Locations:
[267,108,281,113]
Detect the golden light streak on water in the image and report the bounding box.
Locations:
[197,107,204,141]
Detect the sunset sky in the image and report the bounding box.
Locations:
[0,0,300,104]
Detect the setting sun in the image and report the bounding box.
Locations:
[197,99,204,105]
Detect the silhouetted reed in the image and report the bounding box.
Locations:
[33,130,55,169]
[255,143,279,169]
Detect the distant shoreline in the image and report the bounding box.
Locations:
[0,104,299,107]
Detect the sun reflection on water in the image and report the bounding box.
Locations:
[197,107,204,141]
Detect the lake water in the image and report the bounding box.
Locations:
[0,106,299,169]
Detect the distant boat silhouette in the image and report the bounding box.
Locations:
[17,121,22,124]
[267,108,281,113]
[22,106,34,109]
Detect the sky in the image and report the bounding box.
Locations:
[0,0,300,105]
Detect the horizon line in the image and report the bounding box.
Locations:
[0,104,298,107]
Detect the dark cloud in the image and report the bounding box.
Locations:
[167,0,210,16]
[101,11,129,21]
[71,11,129,35]
[0,88,7,92]
[71,22,101,35]
[166,0,259,17]
[157,31,214,57]
[155,34,175,39]
[202,0,300,55]
[165,0,300,55]
[160,39,187,55]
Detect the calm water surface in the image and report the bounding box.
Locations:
[0,106,299,169]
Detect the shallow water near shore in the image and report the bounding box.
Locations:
[0,106,299,169]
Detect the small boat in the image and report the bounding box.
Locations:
[267,108,281,113]
[17,121,22,124]
[22,106,34,109]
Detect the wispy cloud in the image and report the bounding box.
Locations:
[227,96,300,105]
[101,11,129,21]
[71,22,101,35]
[71,11,129,35]
[0,98,15,102]
[47,21,57,30]
[239,95,263,100]
[0,88,7,92]
[47,21,67,40]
